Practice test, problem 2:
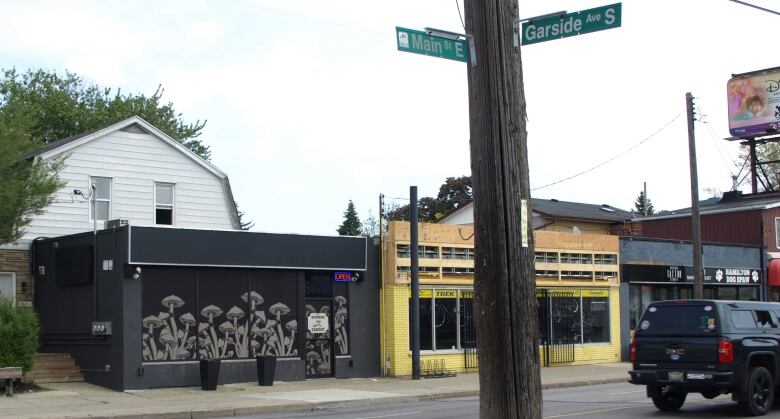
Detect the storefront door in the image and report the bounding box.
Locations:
[305,274,334,378]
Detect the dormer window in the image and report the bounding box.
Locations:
[155,182,174,225]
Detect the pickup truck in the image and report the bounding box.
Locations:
[628,299,780,416]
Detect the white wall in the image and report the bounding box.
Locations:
[2,127,236,250]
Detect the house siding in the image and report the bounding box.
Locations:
[2,129,235,252]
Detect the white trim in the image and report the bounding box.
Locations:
[0,272,16,306]
[89,176,112,223]
[154,182,175,226]
[775,217,780,250]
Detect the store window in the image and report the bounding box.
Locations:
[442,247,474,260]
[538,288,610,344]
[409,288,473,351]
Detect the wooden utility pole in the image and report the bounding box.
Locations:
[686,92,703,299]
[465,1,541,418]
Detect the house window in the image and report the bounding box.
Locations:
[0,273,15,306]
[155,183,174,225]
[776,218,780,249]
[594,254,617,264]
[561,253,591,264]
[397,245,411,258]
[535,252,559,263]
[419,246,439,259]
[442,247,474,260]
[90,176,111,221]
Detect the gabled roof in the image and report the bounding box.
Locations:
[531,198,632,223]
[29,116,241,229]
[437,199,632,224]
[636,190,780,221]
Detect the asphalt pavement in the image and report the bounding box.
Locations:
[0,362,630,419]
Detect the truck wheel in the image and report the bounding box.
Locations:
[651,391,687,411]
[738,366,774,416]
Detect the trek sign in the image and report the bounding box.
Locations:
[396,26,469,63]
[521,3,622,46]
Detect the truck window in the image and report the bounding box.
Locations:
[730,310,757,329]
[638,304,717,333]
[755,310,776,328]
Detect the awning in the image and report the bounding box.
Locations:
[770,259,780,286]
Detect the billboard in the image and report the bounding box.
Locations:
[727,67,780,137]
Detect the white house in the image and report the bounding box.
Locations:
[0,116,240,306]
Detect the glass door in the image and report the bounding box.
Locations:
[305,274,333,378]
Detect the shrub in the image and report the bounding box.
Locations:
[0,298,39,372]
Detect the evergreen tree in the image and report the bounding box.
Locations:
[634,190,655,216]
[337,200,362,236]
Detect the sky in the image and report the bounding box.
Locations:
[1,0,778,235]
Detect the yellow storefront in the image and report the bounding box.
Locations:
[381,221,622,377]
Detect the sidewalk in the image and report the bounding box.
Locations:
[0,363,630,419]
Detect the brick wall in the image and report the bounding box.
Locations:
[0,249,33,304]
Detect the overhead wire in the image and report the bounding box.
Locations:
[531,112,684,191]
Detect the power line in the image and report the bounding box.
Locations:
[727,0,780,16]
[455,0,466,30]
[531,112,684,191]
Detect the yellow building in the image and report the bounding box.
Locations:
[380,220,622,377]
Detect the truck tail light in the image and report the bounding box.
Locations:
[718,339,733,364]
[630,336,637,362]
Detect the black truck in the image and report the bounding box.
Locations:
[629,299,780,416]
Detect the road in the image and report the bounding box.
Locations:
[230,382,780,418]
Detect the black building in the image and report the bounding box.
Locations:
[32,226,379,390]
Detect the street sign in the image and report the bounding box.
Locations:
[521,3,621,46]
[396,26,469,63]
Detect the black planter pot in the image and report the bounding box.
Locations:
[256,356,276,386]
[200,359,221,390]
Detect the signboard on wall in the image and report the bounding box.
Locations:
[308,313,329,334]
[727,67,780,137]
[623,264,762,285]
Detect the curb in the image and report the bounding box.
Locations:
[25,377,630,419]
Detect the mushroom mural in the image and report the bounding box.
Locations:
[145,289,298,361]
[334,295,349,355]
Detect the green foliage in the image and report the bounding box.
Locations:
[337,200,362,236]
[0,68,209,159]
[634,190,655,216]
[0,117,66,245]
[386,175,473,222]
[0,299,40,373]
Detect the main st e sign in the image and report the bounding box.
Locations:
[521,3,622,46]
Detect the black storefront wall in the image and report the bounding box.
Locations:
[34,226,379,390]
[622,264,762,286]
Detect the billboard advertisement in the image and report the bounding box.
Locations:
[727,67,780,137]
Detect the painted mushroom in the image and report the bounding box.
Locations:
[334,295,347,308]
[305,305,316,316]
[161,295,185,314]
[159,328,177,359]
[226,306,245,329]
[179,313,196,339]
[254,310,266,325]
[218,321,236,342]
[285,320,298,354]
[269,303,290,322]
[142,315,164,335]
[306,351,321,363]
[241,291,264,311]
[200,305,223,324]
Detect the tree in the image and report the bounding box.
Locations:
[0,68,209,160]
[435,176,473,215]
[385,175,473,223]
[0,116,65,245]
[235,201,255,231]
[634,191,655,216]
[337,201,362,236]
[361,209,379,237]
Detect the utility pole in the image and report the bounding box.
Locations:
[465,1,541,418]
[410,186,421,380]
[687,92,703,299]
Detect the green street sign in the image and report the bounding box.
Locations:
[521,3,621,46]
[396,27,469,63]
